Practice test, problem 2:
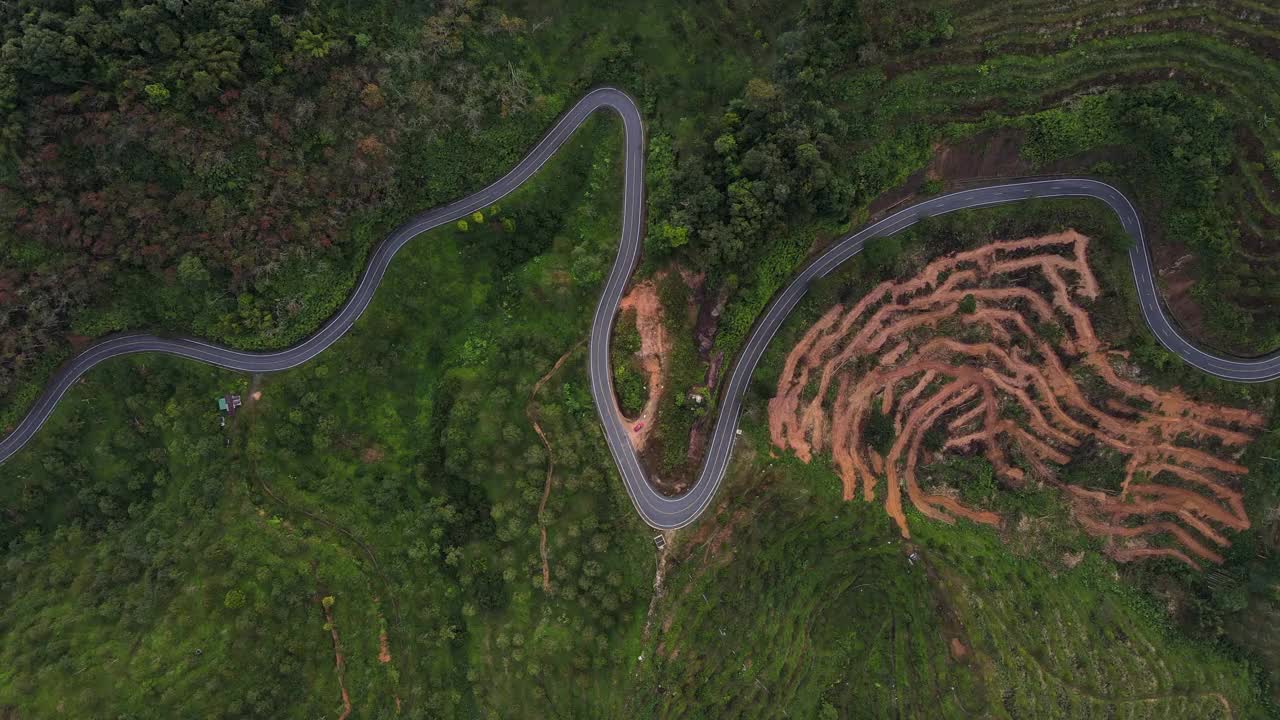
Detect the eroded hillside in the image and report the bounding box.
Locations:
[770,231,1263,569]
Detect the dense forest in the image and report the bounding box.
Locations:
[0,0,561,426]
[2,111,651,717]
[3,0,1280,717]
[6,0,1280,427]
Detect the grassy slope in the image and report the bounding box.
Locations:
[635,198,1275,719]
[640,458,1264,719]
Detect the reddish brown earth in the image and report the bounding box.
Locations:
[617,280,669,452]
[869,128,1032,217]
[378,630,392,664]
[319,597,352,720]
[769,231,1263,568]
[526,340,585,593]
[1151,240,1210,345]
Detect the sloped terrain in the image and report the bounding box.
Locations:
[770,231,1263,568]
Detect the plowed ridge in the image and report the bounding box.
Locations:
[770,232,1263,568]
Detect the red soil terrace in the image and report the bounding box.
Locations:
[769,231,1263,569]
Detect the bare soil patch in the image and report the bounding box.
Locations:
[1150,237,1211,344]
[617,280,670,452]
[860,117,1226,354]
[317,594,352,720]
[769,231,1262,568]
[66,333,92,351]
[869,128,1032,217]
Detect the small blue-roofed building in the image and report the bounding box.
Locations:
[216,395,241,416]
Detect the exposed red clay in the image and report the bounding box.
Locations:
[617,281,669,452]
[769,232,1262,568]
[319,597,352,720]
[527,340,585,593]
[378,630,392,664]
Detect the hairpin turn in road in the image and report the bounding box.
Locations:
[2,88,1278,529]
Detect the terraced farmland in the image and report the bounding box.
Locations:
[843,0,1280,354]
[769,232,1262,568]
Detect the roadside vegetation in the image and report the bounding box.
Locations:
[746,198,1280,711]
[612,310,648,418]
[5,0,1279,457]
[640,457,1265,718]
[0,114,656,718]
[643,199,1280,719]
[3,1,1280,718]
[612,0,1280,480]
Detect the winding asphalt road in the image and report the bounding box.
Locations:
[2,88,1278,529]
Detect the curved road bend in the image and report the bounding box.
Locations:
[2,89,1278,530]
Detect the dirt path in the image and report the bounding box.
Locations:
[617,281,669,451]
[258,478,404,623]
[527,339,585,592]
[244,394,408,714]
[378,619,392,663]
[769,232,1263,567]
[318,595,352,720]
[640,534,672,647]
[257,477,413,717]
